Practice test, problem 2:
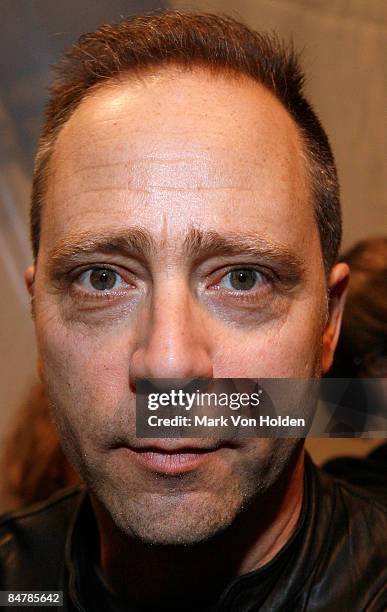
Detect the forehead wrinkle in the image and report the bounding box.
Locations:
[55,157,255,193]
[70,158,205,172]
[62,187,253,197]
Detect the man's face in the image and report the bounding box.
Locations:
[28,68,342,544]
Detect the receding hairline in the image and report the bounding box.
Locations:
[48,60,302,150]
[43,62,312,221]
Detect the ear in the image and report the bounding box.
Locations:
[25,264,45,382]
[24,264,35,296]
[24,263,36,320]
[322,262,350,374]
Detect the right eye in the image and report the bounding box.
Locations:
[76,267,128,292]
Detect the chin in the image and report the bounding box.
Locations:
[96,485,245,546]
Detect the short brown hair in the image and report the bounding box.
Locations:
[31,10,341,270]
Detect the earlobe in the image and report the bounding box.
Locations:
[322,262,350,374]
[24,264,36,295]
[24,264,36,319]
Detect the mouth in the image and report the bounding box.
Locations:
[122,442,227,475]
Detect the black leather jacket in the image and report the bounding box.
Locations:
[0,456,386,611]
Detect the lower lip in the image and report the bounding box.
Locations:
[124,448,216,475]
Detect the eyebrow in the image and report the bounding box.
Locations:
[48,227,156,274]
[47,226,305,283]
[184,228,305,284]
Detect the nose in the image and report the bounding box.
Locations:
[129,281,214,387]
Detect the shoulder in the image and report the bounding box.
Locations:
[0,486,84,590]
[0,486,85,540]
[307,462,387,609]
[313,458,387,547]
[323,442,387,503]
[320,463,387,522]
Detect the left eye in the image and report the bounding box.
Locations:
[220,269,264,291]
[77,268,125,291]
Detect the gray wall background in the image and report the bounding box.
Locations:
[1,1,386,463]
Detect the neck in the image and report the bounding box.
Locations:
[91,447,305,608]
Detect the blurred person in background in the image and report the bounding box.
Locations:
[328,236,386,379]
[323,236,387,499]
[0,384,78,512]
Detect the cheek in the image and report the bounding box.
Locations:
[213,299,325,377]
[36,314,132,423]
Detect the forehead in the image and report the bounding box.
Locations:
[41,66,316,257]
